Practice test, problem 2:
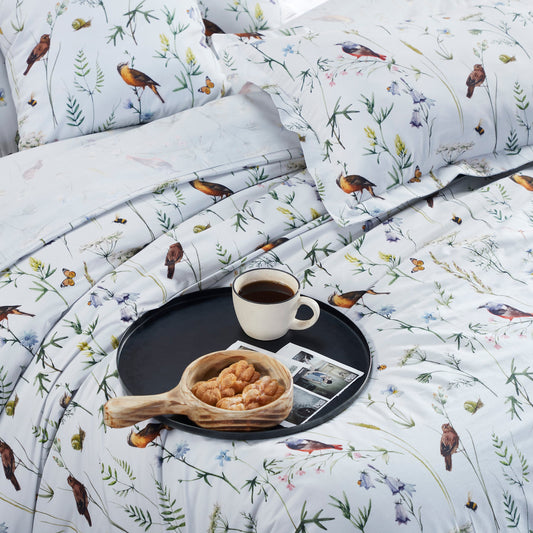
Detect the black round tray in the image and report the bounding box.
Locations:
[117,287,372,440]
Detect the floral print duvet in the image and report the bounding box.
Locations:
[0,87,532,533]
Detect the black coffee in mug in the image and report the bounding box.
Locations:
[238,280,295,304]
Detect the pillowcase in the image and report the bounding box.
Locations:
[0,0,226,150]
[0,52,18,156]
[198,0,282,34]
[214,0,533,225]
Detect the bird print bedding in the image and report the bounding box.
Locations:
[1,7,533,533]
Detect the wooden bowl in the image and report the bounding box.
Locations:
[104,349,293,431]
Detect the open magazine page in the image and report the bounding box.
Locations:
[227,341,364,426]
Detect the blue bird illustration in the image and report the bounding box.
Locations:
[278,437,343,454]
[336,41,386,60]
[478,302,533,321]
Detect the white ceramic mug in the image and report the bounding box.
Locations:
[232,268,320,341]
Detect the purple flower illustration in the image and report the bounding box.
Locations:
[120,307,134,322]
[89,291,103,307]
[394,500,410,524]
[358,470,375,489]
[410,108,423,128]
[114,292,139,304]
[387,81,400,95]
[384,475,416,496]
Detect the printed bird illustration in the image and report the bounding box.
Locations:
[279,437,343,454]
[0,440,21,491]
[128,422,169,448]
[165,242,184,280]
[235,32,263,39]
[440,423,459,471]
[0,305,35,325]
[478,302,533,321]
[337,174,384,199]
[203,18,225,36]
[257,237,288,252]
[328,289,390,308]
[189,178,233,199]
[466,64,486,98]
[510,173,533,191]
[117,62,165,103]
[23,34,50,75]
[67,475,92,526]
[336,41,386,60]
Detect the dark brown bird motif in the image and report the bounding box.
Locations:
[67,475,92,526]
[328,289,390,308]
[337,174,384,199]
[189,178,233,200]
[165,242,184,280]
[128,422,169,448]
[0,305,35,326]
[466,64,486,98]
[0,440,21,491]
[23,34,50,75]
[440,423,459,471]
[202,18,225,36]
[510,173,533,191]
[117,62,165,103]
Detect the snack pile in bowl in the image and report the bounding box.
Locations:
[191,360,286,410]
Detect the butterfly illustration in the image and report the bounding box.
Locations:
[408,165,422,183]
[410,258,425,273]
[61,268,76,288]
[198,76,214,95]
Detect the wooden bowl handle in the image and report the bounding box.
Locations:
[103,391,188,428]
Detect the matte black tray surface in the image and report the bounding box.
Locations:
[117,287,372,440]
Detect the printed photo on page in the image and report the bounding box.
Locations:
[276,343,364,400]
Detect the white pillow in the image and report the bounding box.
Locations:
[0,0,226,150]
[0,52,18,156]
[198,0,282,33]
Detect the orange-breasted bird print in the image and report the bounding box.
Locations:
[165,242,184,280]
[510,173,533,191]
[257,237,288,252]
[67,475,92,526]
[336,41,386,61]
[328,289,390,308]
[337,174,384,199]
[23,34,50,76]
[0,305,35,326]
[440,423,459,471]
[128,422,169,448]
[0,440,21,491]
[478,302,533,321]
[466,64,486,98]
[190,178,233,199]
[117,62,165,103]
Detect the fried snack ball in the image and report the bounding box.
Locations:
[216,396,246,411]
[218,360,260,393]
[242,376,285,409]
[191,378,221,406]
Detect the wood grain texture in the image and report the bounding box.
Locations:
[104,350,293,431]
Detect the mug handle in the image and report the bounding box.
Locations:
[289,296,320,331]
